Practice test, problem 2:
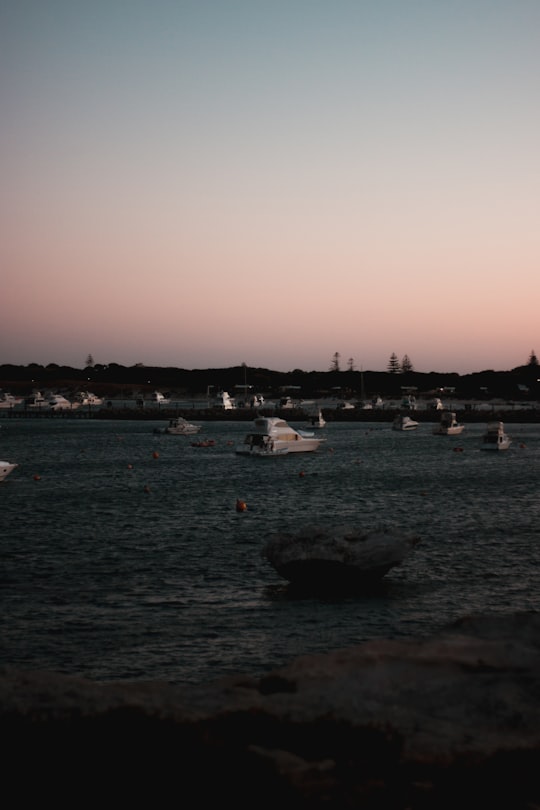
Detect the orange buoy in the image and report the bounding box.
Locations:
[127,463,133,469]
[299,471,305,477]
[152,451,159,459]
[33,474,41,481]
[236,498,247,512]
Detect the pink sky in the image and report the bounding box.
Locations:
[2,1,538,374]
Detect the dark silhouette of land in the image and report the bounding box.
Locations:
[1,361,539,402]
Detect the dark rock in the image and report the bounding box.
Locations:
[262,524,421,591]
[2,611,540,808]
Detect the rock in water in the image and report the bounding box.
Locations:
[262,524,420,589]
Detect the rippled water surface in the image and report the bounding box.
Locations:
[1,417,539,684]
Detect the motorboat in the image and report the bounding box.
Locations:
[432,411,464,436]
[0,461,17,482]
[46,393,73,410]
[162,417,201,435]
[0,392,23,408]
[279,396,296,409]
[307,408,326,429]
[481,421,512,451]
[236,416,324,456]
[24,391,49,409]
[148,391,170,404]
[392,414,419,431]
[215,391,236,410]
[74,391,103,406]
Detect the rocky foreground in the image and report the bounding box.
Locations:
[3,612,540,808]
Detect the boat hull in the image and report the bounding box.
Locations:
[480,422,511,450]
[392,416,418,431]
[0,462,17,482]
[481,440,511,451]
[236,416,323,456]
[433,426,464,436]
[162,418,201,435]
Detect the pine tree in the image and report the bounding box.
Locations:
[330,352,341,372]
[85,354,95,368]
[347,357,355,371]
[387,353,400,373]
[401,354,413,373]
[528,349,538,366]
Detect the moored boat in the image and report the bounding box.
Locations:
[307,408,326,429]
[46,393,73,410]
[481,421,511,451]
[147,391,170,404]
[162,417,201,435]
[23,391,49,409]
[0,461,17,482]
[236,416,324,456]
[0,392,23,408]
[432,411,464,436]
[392,414,419,431]
[74,391,103,407]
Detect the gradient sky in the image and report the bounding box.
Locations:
[2,0,538,374]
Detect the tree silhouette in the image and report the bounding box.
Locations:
[387,353,400,373]
[528,349,538,366]
[330,352,341,372]
[401,354,413,373]
[85,354,95,368]
[347,357,355,371]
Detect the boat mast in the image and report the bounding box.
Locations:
[360,365,366,402]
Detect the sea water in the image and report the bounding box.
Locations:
[1,417,538,685]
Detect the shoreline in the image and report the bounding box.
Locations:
[1,406,539,423]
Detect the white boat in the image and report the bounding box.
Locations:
[163,417,201,435]
[392,415,419,431]
[74,391,103,406]
[279,396,296,409]
[215,391,236,410]
[23,391,49,409]
[148,391,170,404]
[432,411,464,436]
[46,393,73,410]
[481,421,512,451]
[0,392,23,408]
[0,461,17,482]
[236,416,324,456]
[307,408,326,429]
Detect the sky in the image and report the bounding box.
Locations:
[2,0,538,374]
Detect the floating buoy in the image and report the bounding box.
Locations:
[520,443,526,449]
[453,447,464,453]
[143,485,151,494]
[33,474,41,481]
[127,463,133,469]
[236,498,247,512]
[299,471,305,477]
[152,451,159,459]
